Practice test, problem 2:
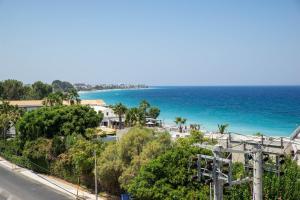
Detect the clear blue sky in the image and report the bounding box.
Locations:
[0,0,299,85]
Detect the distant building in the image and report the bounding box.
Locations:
[7,100,44,111]
[97,106,125,129]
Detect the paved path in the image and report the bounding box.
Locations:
[0,164,72,200]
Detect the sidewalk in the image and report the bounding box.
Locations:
[0,156,105,200]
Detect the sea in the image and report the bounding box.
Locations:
[79,86,300,137]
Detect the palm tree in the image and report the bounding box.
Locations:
[125,107,145,127]
[0,100,21,140]
[125,108,135,127]
[66,89,80,105]
[43,93,63,106]
[218,124,229,134]
[111,103,127,129]
[174,117,187,133]
[139,100,150,112]
[190,124,200,131]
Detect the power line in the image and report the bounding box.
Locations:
[191,143,286,200]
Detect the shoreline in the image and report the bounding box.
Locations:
[79,87,298,137]
[161,121,291,138]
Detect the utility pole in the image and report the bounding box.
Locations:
[192,144,250,200]
[252,145,263,200]
[213,145,223,200]
[193,140,286,200]
[210,182,212,200]
[94,150,98,200]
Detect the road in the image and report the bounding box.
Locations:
[0,165,73,200]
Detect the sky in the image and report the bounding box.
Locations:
[0,0,300,86]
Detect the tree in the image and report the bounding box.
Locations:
[190,124,200,131]
[254,132,263,137]
[119,131,171,190]
[22,138,52,173]
[23,85,33,99]
[254,157,300,200]
[148,107,160,119]
[127,143,211,200]
[52,80,75,92]
[174,117,187,133]
[0,101,21,140]
[0,114,11,140]
[43,92,63,106]
[125,108,145,127]
[111,103,127,129]
[97,143,124,195]
[31,81,53,99]
[124,100,160,127]
[218,124,229,134]
[225,158,300,200]
[189,130,204,144]
[51,136,66,157]
[139,100,150,113]
[17,105,102,144]
[65,88,80,105]
[0,79,25,100]
[68,136,103,187]
[0,82,3,99]
[97,127,171,195]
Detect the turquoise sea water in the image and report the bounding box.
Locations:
[80,86,300,136]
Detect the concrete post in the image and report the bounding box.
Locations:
[213,145,223,200]
[94,150,98,200]
[253,145,263,200]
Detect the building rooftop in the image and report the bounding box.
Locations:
[3,99,106,108]
[80,99,106,106]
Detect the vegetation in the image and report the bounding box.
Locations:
[224,157,300,200]
[0,79,27,100]
[175,117,187,132]
[148,107,160,119]
[65,88,81,105]
[0,103,104,190]
[17,105,102,144]
[111,103,127,129]
[42,92,64,106]
[254,132,264,136]
[125,100,160,127]
[42,89,80,106]
[218,123,229,134]
[0,79,74,100]
[0,91,300,199]
[0,100,22,140]
[52,80,75,92]
[97,127,171,195]
[30,81,53,99]
[128,139,300,200]
[128,144,211,200]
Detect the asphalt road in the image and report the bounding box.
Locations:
[0,165,73,200]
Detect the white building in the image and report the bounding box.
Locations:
[90,105,122,128]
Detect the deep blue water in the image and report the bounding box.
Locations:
[80,86,300,136]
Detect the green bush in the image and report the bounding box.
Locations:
[17,105,102,145]
[22,138,52,173]
[127,144,211,200]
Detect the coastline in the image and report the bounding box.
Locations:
[161,121,291,138]
[79,86,300,137]
[78,87,154,94]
